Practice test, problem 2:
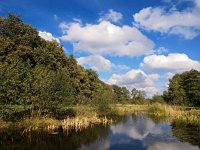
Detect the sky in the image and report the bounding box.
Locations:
[1,0,200,97]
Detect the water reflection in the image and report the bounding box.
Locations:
[0,124,110,150]
[1,114,200,150]
[172,122,200,148]
[79,115,200,150]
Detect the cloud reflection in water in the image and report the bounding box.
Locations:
[80,115,199,150]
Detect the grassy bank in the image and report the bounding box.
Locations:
[0,105,112,134]
[147,103,200,126]
[1,103,200,133]
[114,103,200,126]
[113,104,149,115]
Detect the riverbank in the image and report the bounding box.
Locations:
[114,103,200,126]
[0,105,112,133]
[1,103,200,133]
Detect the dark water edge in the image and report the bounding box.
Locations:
[1,114,200,150]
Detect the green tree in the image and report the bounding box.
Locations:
[164,69,200,106]
[112,85,130,102]
[151,95,165,103]
[167,74,186,105]
[131,88,146,99]
[182,70,200,105]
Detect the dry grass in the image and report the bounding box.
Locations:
[15,107,112,134]
[147,103,200,125]
[0,119,8,130]
[60,115,110,132]
[113,104,148,115]
[113,103,200,126]
[147,103,178,117]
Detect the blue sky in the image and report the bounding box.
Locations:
[1,0,200,97]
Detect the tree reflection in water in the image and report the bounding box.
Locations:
[171,121,200,148]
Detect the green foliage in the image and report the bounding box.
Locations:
[183,70,200,106]
[172,122,200,148]
[91,86,115,115]
[151,95,165,104]
[164,69,200,106]
[0,14,116,120]
[131,98,150,105]
[148,103,165,117]
[112,85,130,102]
[128,88,148,104]
[0,105,31,121]
[53,107,76,119]
[131,88,146,99]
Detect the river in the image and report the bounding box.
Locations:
[1,114,200,150]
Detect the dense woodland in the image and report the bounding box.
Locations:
[0,14,200,121]
[0,14,116,119]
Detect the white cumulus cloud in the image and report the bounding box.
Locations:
[99,9,123,23]
[106,69,162,97]
[107,69,152,87]
[77,55,130,72]
[77,55,112,71]
[141,53,200,71]
[59,21,154,57]
[39,31,60,43]
[133,1,200,39]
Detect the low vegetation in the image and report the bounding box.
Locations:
[0,105,112,133]
[114,103,200,126]
[147,103,200,126]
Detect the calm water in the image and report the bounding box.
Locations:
[1,114,200,150]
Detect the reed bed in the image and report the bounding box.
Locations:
[147,103,200,126]
[113,103,200,126]
[61,115,110,132]
[174,109,200,126]
[0,105,112,134]
[147,103,178,117]
[17,114,111,134]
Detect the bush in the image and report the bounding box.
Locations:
[91,90,114,116]
[151,95,165,104]
[1,105,32,121]
[53,107,76,120]
[147,103,167,117]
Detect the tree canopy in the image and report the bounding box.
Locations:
[163,69,200,106]
[0,14,114,118]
